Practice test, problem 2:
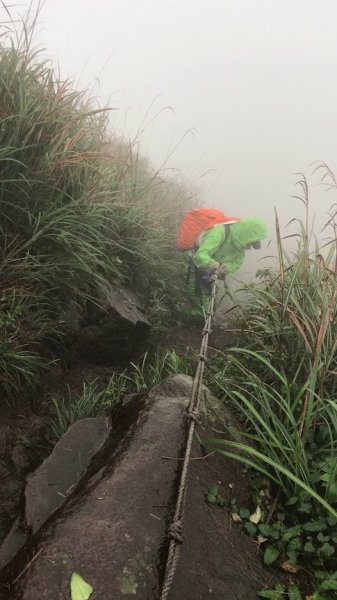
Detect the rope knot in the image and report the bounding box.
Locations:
[188,409,200,423]
[168,520,184,543]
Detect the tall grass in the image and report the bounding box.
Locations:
[0,7,193,399]
[210,172,337,516]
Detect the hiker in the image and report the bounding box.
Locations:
[180,217,268,322]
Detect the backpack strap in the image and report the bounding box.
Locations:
[219,223,231,250]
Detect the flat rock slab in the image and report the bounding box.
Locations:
[77,287,151,364]
[25,417,109,535]
[16,393,188,599]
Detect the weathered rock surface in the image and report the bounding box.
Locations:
[0,418,110,575]
[77,287,150,364]
[0,464,22,545]
[150,373,196,398]
[25,417,110,535]
[16,389,189,599]
[0,519,28,573]
[3,375,275,600]
[11,446,30,474]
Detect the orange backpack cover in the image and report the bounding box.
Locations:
[176,208,240,251]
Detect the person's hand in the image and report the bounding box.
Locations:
[217,264,228,280]
[206,262,220,274]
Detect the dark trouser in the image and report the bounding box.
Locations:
[179,254,213,323]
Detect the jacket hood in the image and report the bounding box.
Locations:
[231,218,268,250]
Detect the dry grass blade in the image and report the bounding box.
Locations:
[286,308,313,353]
[274,207,284,288]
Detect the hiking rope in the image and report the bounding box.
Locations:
[159,274,219,600]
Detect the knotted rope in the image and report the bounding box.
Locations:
[159,274,218,600]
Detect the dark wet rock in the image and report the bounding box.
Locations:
[57,302,82,346]
[15,395,188,599]
[25,417,109,535]
[0,519,28,572]
[121,375,194,435]
[77,287,150,364]
[156,375,250,448]
[122,389,149,408]
[0,464,22,546]
[11,446,30,474]
[150,373,194,398]
[20,415,49,458]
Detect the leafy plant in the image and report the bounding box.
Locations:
[258,584,302,599]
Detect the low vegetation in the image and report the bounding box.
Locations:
[210,173,337,599]
[48,349,195,440]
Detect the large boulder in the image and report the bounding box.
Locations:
[76,287,150,364]
[13,387,189,599]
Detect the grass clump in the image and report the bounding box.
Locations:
[48,348,195,440]
[208,173,337,598]
[0,8,193,400]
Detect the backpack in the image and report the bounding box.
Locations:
[176,208,240,251]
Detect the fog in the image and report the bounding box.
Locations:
[8,0,337,275]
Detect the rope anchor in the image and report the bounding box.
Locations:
[159,274,219,600]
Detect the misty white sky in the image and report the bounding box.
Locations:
[6,0,337,273]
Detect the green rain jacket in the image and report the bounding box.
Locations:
[193,218,268,273]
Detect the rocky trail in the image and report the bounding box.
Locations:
[0,292,275,599]
[0,372,275,600]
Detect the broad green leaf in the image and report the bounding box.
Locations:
[303,520,327,532]
[263,546,280,566]
[282,525,302,542]
[287,584,302,600]
[70,572,93,600]
[258,584,285,599]
[320,579,337,591]
[327,483,337,503]
[245,521,257,536]
[318,542,335,558]
[286,496,299,507]
[303,541,315,554]
[259,524,280,540]
[239,507,250,519]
